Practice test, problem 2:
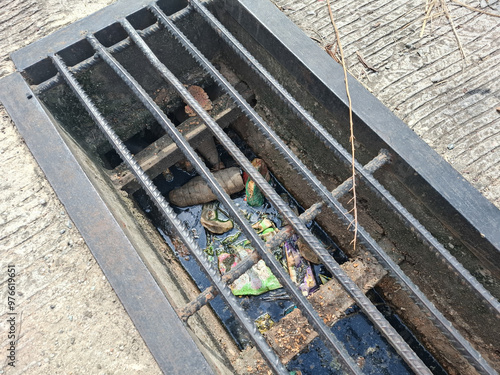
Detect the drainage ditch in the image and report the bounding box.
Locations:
[1,0,499,374]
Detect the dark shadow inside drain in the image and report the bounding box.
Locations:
[128,128,445,375]
[132,128,347,350]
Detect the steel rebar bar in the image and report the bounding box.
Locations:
[120,17,431,375]
[50,52,289,375]
[179,149,391,321]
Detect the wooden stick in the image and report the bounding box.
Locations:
[326,0,358,250]
[420,0,438,37]
[441,0,467,64]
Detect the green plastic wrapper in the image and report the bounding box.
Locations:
[244,158,271,207]
[245,179,265,207]
[231,259,281,296]
[218,245,281,296]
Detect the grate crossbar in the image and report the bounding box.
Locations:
[154,2,498,374]
[119,14,432,375]
[188,0,500,317]
[50,52,291,375]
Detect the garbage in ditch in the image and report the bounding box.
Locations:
[202,206,319,297]
[168,166,244,206]
[201,202,233,234]
[167,157,325,299]
[284,235,318,296]
[244,158,271,207]
[210,217,282,296]
[255,312,275,334]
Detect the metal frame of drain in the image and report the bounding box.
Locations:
[1,0,499,374]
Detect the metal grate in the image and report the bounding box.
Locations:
[1,0,499,374]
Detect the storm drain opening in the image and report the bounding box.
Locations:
[2,0,500,374]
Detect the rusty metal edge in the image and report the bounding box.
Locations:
[0,72,214,375]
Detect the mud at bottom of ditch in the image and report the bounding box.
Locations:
[128,130,446,374]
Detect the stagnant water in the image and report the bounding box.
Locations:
[132,131,446,374]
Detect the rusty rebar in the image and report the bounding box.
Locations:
[179,150,390,321]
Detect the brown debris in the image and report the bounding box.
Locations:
[185,85,213,116]
[168,167,244,207]
[263,258,386,363]
[356,51,378,72]
[296,238,321,264]
[234,346,273,375]
[172,235,190,258]
[154,87,169,106]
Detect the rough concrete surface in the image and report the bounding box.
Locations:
[1,1,161,374]
[0,0,499,374]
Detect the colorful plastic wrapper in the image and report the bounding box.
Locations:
[244,158,271,207]
[284,235,317,296]
[232,259,282,296]
[218,245,282,296]
[255,312,275,334]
